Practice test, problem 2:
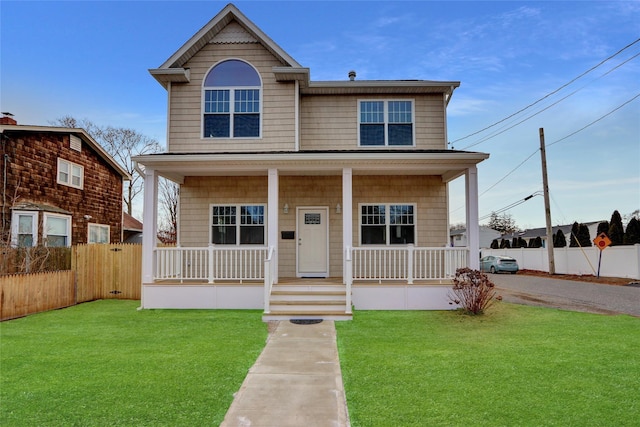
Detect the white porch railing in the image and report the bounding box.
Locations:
[348,245,467,283]
[154,245,268,283]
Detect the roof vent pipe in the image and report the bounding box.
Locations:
[348,70,356,81]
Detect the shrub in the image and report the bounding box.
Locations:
[448,268,498,315]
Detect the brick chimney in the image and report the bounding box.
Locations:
[1,112,17,125]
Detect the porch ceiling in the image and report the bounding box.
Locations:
[133,150,489,184]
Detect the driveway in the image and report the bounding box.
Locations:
[490,273,640,317]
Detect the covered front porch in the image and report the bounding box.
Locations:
[134,150,487,317]
[144,244,467,319]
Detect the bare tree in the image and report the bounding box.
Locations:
[96,126,161,215]
[157,178,178,244]
[51,116,162,217]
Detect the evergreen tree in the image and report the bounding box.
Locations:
[597,221,609,236]
[519,237,528,248]
[608,210,624,246]
[533,236,543,248]
[569,222,580,247]
[499,239,511,249]
[490,239,499,249]
[553,229,567,248]
[578,223,592,247]
[624,217,640,244]
[512,237,519,248]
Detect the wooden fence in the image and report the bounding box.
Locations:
[1,244,142,321]
[73,244,142,302]
[0,270,76,321]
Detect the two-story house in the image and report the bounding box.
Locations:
[1,116,131,247]
[133,4,489,319]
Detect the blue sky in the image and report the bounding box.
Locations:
[1,1,639,228]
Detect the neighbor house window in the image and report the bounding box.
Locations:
[211,205,265,245]
[57,158,84,189]
[88,224,110,244]
[360,204,415,245]
[43,213,71,247]
[11,211,38,247]
[203,60,261,138]
[359,100,414,146]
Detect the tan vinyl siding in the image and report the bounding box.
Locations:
[300,94,446,151]
[178,174,447,278]
[352,175,448,248]
[179,176,268,246]
[168,43,296,153]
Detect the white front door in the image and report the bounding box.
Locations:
[297,207,329,277]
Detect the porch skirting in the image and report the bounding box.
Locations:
[351,284,456,310]
[142,283,263,309]
[141,281,458,311]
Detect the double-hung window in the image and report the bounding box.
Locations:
[88,224,110,244]
[359,100,414,146]
[211,205,265,245]
[44,213,71,247]
[57,158,84,189]
[360,204,415,245]
[203,60,261,138]
[11,211,38,247]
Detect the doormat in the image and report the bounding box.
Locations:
[290,319,323,325]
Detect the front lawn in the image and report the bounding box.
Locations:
[0,300,267,426]
[336,304,640,426]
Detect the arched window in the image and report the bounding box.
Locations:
[203,60,261,138]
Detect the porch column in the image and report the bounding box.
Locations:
[141,167,158,299]
[465,166,480,270]
[267,168,279,282]
[342,168,353,283]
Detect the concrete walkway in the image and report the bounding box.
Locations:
[220,320,350,427]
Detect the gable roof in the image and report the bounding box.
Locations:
[0,124,131,180]
[148,3,460,100]
[149,3,305,88]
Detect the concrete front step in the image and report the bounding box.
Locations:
[264,282,352,321]
[263,311,353,321]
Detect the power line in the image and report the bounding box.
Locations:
[477,92,640,198]
[547,93,640,148]
[450,37,640,145]
[479,191,542,221]
[462,51,640,150]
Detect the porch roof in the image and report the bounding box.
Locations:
[133,149,489,184]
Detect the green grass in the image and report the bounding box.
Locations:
[0,300,267,426]
[3,301,639,426]
[335,304,640,426]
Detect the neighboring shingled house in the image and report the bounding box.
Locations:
[1,115,131,247]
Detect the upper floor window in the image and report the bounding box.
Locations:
[211,205,265,245]
[57,158,84,189]
[203,60,261,138]
[359,100,414,146]
[360,204,415,245]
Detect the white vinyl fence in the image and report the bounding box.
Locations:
[481,244,640,279]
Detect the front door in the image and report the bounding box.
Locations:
[297,207,329,277]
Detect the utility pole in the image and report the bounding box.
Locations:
[539,128,556,274]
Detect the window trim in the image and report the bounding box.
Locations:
[202,59,263,140]
[209,203,267,246]
[358,203,417,246]
[43,213,72,247]
[358,99,416,147]
[88,223,110,244]
[10,210,38,247]
[57,158,84,189]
